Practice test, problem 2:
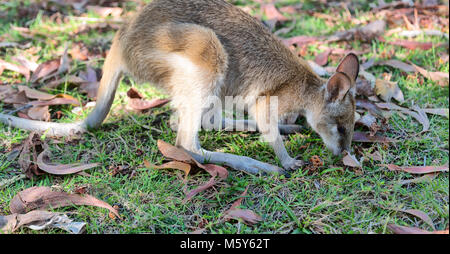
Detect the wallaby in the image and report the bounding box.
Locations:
[0,0,359,175]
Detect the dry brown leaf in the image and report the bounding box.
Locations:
[375,79,404,103]
[11,55,39,73]
[157,140,196,164]
[356,79,375,97]
[79,66,99,98]
[69,43,89,61]
[1,90,29,105]
[128,98,170,111]
[223,186,262,225]
[356,113,380,135]
[314,49,332,66]
[42,75,86,90]
[145,160,191,179]
[224,209,262,225]
[184,176,216,202]
[422,108,449,118]
[398,209,435,230]
[375,60,416,73]
[36,149,100,175]
[366,150,383,161]
[0,58,31,81]
[29,96,80,107]
[156,140,228,202]
[327,20,386,42]
[412,63,449,87]
[17,85,56,100]
[262,4,288,22]
[384,164,448,174]
[353,131,396,143]
[126,87,144,99]
[388,40,433,50]
[388,224,448,234]
[27,106,50,121]
[376,103,430,132]
[343,151,362,168]
[0,210,85,234]
[10,186,120,218]
[30,59,60,83]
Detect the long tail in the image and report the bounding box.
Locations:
[0,35,124,137]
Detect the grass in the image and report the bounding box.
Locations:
[0,0,448,234]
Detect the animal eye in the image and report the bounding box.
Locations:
[337,126,345,134]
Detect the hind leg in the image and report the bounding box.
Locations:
[174,101,285,175]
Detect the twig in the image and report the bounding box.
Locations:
[4,104,33,115]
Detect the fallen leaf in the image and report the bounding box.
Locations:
[0,210,85,234]
[145,160,191,180]
[1,90,29,105]
[262,4,288,22]
[315,49,332,66]
[128,98,170,111]
[343,151,362,168]
[375,79,404,103]
[0,58,31,81]
[223,186,262,225]
[184,176,217,202]
[412,63,449,86]
[126,87,144,99]
[384,164,448,174]
[376,103,430,132]
[36,149,100,175]
[17,132,44,179]
[29,96,81,107]
[9,186,120,218]
[356,79,375,97]
[17,85,56,100]
[375,60,416,73]
[398,209,435,230]
[42,75,86,90]
[353,131,396,143]
[422,108,449,118]
[69,43,89,61]
[79,66,99,98]
[30,59,60,83]
[156,140,228,202]
[388,40,433,50]
[184,163,228,203]
[327,20,386,42]
[224,209,262,225]
[387,224,448,234]
[11,55,39,72]
[356,113,380,135]
[27,106,50,121]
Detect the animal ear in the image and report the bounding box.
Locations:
[336,53,359,82]
[326,72,352,102]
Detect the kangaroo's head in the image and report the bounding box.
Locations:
[306,53,359,156]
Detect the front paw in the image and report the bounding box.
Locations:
[282,158,306,171]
